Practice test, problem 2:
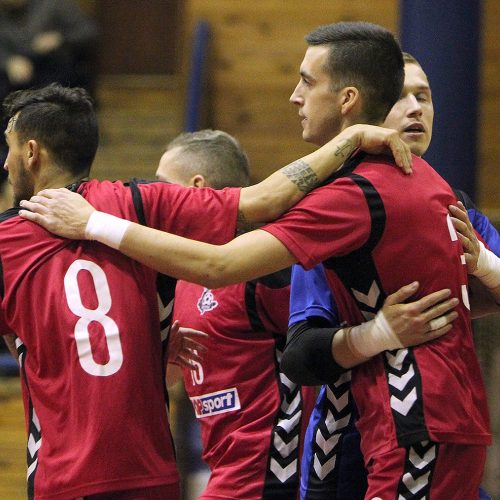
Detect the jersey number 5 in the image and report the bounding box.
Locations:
[64,259,123,376]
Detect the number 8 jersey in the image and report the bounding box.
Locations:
[0,179,240,500]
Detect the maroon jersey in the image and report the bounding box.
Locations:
[174,270,315,500]
[0,179,239,500]
[263,154,491,461]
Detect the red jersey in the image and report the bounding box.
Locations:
[0,179,239,500]
[263,154,491,460]
[174,270,315,500]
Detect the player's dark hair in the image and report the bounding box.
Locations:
[306,22,404,124]
[3,83,98,177]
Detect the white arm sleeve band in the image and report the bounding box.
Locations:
[348,310,403,358]
[472,241,500,289]
[85,211,131,250]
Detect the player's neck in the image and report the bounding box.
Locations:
[35,169,88,193]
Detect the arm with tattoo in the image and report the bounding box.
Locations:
[237,124,411,224]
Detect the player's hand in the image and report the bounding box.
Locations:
[168,320,208,368]
[19,188,95,240]
[342,124,413,174]
[449,202,481,274]
[382,281,459,347]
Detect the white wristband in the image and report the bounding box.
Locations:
[472,241,500,289]
[348,310,403,358]
[85,211,131,250]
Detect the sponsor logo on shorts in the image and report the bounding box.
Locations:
[190,388,240,418]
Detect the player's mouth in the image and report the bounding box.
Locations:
[402,122,425,137]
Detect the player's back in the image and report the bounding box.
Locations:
[0,180,177,499]
[323,155,491,457]
[175,271,315,500]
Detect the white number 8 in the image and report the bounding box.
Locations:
[64,260,123,376]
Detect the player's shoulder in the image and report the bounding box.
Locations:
[0,207,21,224]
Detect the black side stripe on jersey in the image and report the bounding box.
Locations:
[128,179,176,411]
[128,178,148,226]
[15,338,40,500]
[261,335,302,500]
[244,268,291,333]
[323,174,429,448]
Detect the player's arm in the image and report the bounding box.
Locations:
[282,283,459,385]
[2,334,18,360]
[19,193,299,287]
[238,124,412,223]
[449,203,500,314]
[18,124,412,235]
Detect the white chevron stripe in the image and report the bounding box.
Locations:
[277,408,301,433]
[270,457,297,483]
[274,433,299,458]
[388,365,415,391]
[402,470,430,494]
[315,428,340,455]
[409,445,436,469]
[333,371,351,388]
[28,434,42,458]
[351,281,380,308]
[314,454,337,480]
[385,348,408,369]
[32,408,40,432]
[280,373,295,391]
[331,389,349,412]
[281,390,301,414]
[447,214,458,241]
[462,284,470,310]
[157,294,173,322]
[325,411,350,434]
[27,458,38,478]
[390,387,417,416]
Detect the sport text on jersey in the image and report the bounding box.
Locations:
[190,388,241,418]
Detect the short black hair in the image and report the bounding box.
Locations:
[3,83,98,177]
[306,22,404,123]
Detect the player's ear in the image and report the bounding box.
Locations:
[26,140,39,169]
[339,86,361,116]
[191,174,207,188]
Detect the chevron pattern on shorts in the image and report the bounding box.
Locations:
[397,440,437,499]
[312,372,353,481]
[262,343,305,499]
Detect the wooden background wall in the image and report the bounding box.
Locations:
[76,0,498,218]
[183,0,499,219]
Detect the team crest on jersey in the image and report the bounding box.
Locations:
[197,288,218,315]
[190,388,241,418]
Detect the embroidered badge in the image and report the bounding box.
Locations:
[197,288,218,315]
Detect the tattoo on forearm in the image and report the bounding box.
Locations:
[335,139,354,158]
[283,160,320,193]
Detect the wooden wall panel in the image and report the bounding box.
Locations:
[185,0,398,180]
[185,0,498,219]
[477,0,500,219]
